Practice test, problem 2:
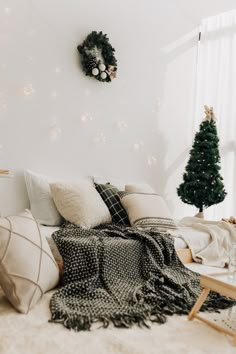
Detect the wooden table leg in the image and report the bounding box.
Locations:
[233,334,236,346]
[188,288,210,320]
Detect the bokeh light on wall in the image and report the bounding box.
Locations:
[147,155,157,166]
[116,120,128,132]
[49,124,62,142]
[20,83,35,97]
[133,141,144,151]
[92,131,106,144]
[80,113,94,124]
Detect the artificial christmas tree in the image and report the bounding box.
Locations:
[177,105,227,217]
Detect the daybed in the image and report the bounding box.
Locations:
[1,170,236,353]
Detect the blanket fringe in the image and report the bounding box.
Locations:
[50,311,92,331]
[50,310,155,331]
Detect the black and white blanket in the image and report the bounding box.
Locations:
[50,223,233,331]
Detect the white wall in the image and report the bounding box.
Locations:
[0,0,235,216]
[159,37,199,218]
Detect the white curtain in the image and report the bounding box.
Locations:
[195,9,236,220]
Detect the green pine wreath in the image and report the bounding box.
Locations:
[77,31,117,82]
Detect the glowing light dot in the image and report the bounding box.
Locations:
[133,141,144,151]
[147,155,157,166]
[54,67,61,74]
[4,7,11,14]
[80,113,93,123]
[116,120,128,132]
[51,91,58,99]
[21,83,35,96]
[93,131,106,144]
[49,124,62,142]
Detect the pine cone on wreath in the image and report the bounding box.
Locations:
[86,55,98,72]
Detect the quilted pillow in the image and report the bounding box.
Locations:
[95,183,130,225]
[119,192,176,231]
[0,210,59,313]
[50,181,111,228]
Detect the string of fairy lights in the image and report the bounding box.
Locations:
[0,1,160,167]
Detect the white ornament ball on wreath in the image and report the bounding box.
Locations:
[98,63,106,72]
[100,72,107,80]
[92,68,99,76]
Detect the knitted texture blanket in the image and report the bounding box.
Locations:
[50,223,233,331]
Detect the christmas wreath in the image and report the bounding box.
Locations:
[77,31,117,82]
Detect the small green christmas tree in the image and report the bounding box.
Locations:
[177,105,227,215]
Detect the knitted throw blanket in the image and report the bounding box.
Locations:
[50,223,233,331]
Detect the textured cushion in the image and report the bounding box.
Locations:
[125,183,155,193]
[0,210,59,313]
[50,181,112,228]
[119,192,176,231]
[95,183,130,225]
[24,170,63,226]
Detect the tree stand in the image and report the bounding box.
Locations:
[195,211,204,218]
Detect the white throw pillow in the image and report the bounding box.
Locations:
[24,170,63,226]
[50,181,112,228]
[0,210,59,313]
[119,192,176,231]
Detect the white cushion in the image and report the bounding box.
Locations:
[50,181,112,228]
[119,192,176,231]
[24,170,63,226]
[0,210,59,313]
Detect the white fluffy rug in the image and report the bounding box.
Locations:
[1,288,236,354]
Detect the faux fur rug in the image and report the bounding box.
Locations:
[1,288,236,354]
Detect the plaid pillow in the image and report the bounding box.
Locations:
[95,183,130,225]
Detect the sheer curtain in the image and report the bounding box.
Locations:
[195,9,236,220]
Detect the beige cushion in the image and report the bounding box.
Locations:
[0,210,59,313]
[50,181,112,228]
[119,192,176,231]
[24,170,93,226]
[125,183,155,193]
